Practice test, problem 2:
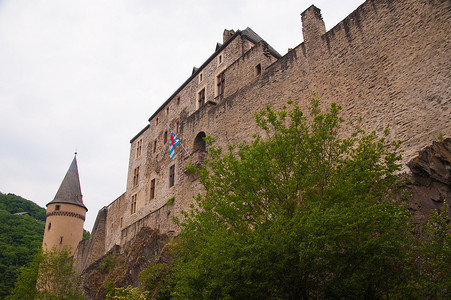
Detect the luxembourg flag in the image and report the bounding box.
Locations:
[169,131,181,159]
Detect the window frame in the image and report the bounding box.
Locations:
[150,178,156,200]
[169,165,175,187]
[131,194,137,215]
[133,166,140,187]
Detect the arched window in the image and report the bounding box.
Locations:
[193,132,206,152]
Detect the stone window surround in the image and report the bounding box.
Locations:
[196,85,207,109]
[215,67,226,98]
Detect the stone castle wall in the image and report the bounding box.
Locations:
[75,0,451,272]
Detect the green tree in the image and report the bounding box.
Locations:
[0,208,44,298]
[418,201,451,299]
[8,247,84,300]
[172,98,417,299]
[0,193,46,221]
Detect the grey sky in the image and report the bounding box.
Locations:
[0,0,365,231]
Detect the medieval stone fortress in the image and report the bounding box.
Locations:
[41,0,450,274]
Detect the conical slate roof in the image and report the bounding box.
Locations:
[47,155,87,210]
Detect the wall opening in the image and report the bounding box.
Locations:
[193,132,207,152]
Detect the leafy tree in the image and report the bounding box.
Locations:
[83,229,91,240]
[0,208,44,298]
[7,247,84,300]
[0,193,46,221]
[418,201,451,299]
[172,98,418,299]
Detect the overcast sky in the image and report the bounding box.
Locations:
[0,0,365,231]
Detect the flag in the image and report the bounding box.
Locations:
[169,131,180,159]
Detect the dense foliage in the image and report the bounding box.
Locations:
[166,98,450,299]
[0,193,46,221]
[7,247,84,300]
[0,193,45,298]
[0,192,90,298]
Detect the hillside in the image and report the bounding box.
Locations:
[0,193,45,298]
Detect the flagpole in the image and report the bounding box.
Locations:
[168,126,190,155]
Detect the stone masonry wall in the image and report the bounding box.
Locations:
[203,0,450,165]
[76,0,450,273]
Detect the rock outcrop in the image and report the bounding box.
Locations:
[80,227,171,299]
[408,137,451,216]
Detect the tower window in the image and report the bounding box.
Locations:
[120,217,123,228]
[176,96,181,105]
[48,222,52,231]
[59,236,63,244]
[169,165,175,187]
[164,131,168,144]
[153,140,157,153]
[55,205,60,211]
[150,179,156,200]
[255,63,262,75]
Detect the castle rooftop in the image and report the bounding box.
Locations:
[47,155,87,211]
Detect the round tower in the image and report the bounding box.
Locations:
[42,154,88,256]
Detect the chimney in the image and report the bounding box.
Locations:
[301,5,326,45]
[223,29,236,43]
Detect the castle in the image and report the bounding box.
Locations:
[59,0,450,273]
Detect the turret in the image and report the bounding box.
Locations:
[42,154,87,256]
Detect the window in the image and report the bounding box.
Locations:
[59,236,63,244]
[153,140,157,153]
[218,54,223,64]
[150,179,155,200]
[155,117,159,126]
[176,96,180,105]
[169,165,175,187]
[131,194,137,215]
[166,107,169,115]
[120,217,123,228]
[198,88,205,108]
[136,138,142,158]
[176,121,180,134]
[55,205,60,211]
[255,63,262,75]
[48,222,51,231]
[217,72,225,96]
[199,72,203,83]
[133,166,140,187]
[164,131,168,144]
